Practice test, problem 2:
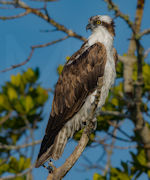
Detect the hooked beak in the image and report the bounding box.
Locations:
[86,23,91,31]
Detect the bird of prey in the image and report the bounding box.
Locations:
[35,15,117,168]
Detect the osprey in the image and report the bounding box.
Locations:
[35,15,117,168]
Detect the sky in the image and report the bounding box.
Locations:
[0,0,150,179]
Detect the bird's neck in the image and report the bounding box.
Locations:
[88,26,114,50]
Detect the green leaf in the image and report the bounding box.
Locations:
[9,156,18,173]
[57,64,64,75]
[0,158,9,175]
[17,156,31,173]
[22,68,37,84]
[110,167,131,180]
[93,173,105,180]
[7,87,18,101]
[0,94,11,110]
[136,149,146,166]
[11,73,22,87]
[36,86,48,105]
[143,63,150,91]
[111,98,119,106]
[24,95,34,113]
[148,170,150,178]
[11,134,18,144]
[116,62,123,78]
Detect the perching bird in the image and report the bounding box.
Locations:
[35,15,117,168]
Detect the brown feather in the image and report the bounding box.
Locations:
[35,42,107,168]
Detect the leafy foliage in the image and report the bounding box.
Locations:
[0,68,48,178]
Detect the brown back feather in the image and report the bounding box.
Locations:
[35,42,107,167]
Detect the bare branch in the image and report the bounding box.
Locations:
[0,36,69,73]
[32,36,69,49]
[144,48,150,58]
[0,10,30,20]
[0,0,86,42]
[98,110,129,118]
[107,132,133,142]
[0,0,15,5]
[103,0,134,31]
[0,140,41,150]
[103,123,117,175]
[0,111,12,126]
[93,139,137,149]
[139,28,150,37]
[0,48,34,73]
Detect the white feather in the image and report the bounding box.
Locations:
[98,15,113,24]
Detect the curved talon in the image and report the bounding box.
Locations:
[42,163,53,173]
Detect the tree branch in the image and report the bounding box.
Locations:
[98,110,129,118]
[0,111,12,126]
[144,48,150,58]
[0,140,41,150]
[0,0,86,42]
[139,28,150,37]
[0,10,30,20]
[103,0,134,31]
[123,0,145,95]
[0,36,69,73]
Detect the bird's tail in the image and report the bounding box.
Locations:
[35,117,83,168]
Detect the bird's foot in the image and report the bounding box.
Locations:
[42,160,53,173]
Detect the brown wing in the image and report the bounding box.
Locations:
[35,42,107,167]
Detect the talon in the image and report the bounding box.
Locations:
[42,163,53,173]
[47,166,53,173]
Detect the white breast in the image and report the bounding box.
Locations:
[88,26,116,108]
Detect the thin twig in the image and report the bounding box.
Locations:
[139,28,150,37]
[0,0,86,42]
[98,110,129,118]
[103,122,117,175]
[0,140,41,150]
[0,49,34,73]
[0,111,12,126]
[92,140,137,149]
[0,10,30,20]
[0,36,69,73]
[107,132,132,142]
[103,0,135,31]
[144,48,150,58]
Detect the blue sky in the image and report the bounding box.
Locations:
[0,0,150,179]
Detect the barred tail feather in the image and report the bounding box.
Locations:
[35,116,84,168]
[51,117,82,160]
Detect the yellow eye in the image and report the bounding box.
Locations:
[97,20,101,24]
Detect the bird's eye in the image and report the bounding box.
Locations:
[96,20,101,24]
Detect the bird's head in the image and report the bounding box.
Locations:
[86,15,115,36]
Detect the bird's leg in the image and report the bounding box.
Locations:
[82,118,97,131]
[42,160,54,173]
[91,117,97,131]
[48,160,56,172]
